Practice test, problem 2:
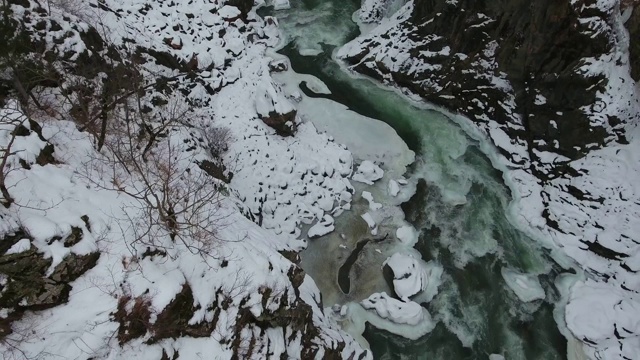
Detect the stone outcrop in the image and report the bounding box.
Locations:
[0,229,100,340]
[259,109,297,137]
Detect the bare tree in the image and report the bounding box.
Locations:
[0,103,30,208]
[83,99,230,258]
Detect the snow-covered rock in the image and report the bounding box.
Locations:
[361,212,376,229]
[566,280,640,360]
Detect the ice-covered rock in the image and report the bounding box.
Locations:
[352,160,384,185]
[501,268,545,303]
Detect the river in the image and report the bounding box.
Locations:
[260,1,574,359]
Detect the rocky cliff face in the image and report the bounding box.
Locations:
[627,3,640,80]
[341,0,640,359]
[344,0,633,177]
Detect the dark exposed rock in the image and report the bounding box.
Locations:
[580,239,630,261]
[0,230,28,255]
[35,143,56,166]
[0,236,100,340]
[626,4,640,81]
[224,0,253,19]
[278,249,301,265]
[260,109,297,137]
[113,295,152,345]
[268,59,288,73]
[287,264,305,290]
[149,284,216,342]
[63,226,84,247]
[198,159,233,183]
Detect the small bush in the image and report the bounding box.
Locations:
[205,126,232,158]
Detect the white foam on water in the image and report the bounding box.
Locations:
[431,274,483,347]
[267,1,360,56]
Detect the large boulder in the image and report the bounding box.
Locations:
[255,81,297,137]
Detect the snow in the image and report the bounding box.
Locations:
[501,268,546,303]
[352,160,384,185]
[5,238,31,254]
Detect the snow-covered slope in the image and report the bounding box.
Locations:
[339,0,640,359]
[0,0,370,358]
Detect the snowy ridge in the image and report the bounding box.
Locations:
[0,0,370,358]
[338,0,640,358]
